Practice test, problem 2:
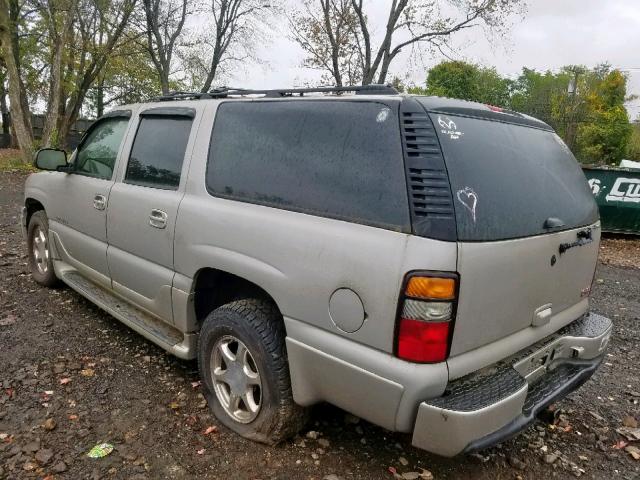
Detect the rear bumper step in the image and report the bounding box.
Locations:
[463,357,602,453]
[411,313,612,457]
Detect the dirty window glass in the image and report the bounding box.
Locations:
[207,101,410,231]
[74,118,128,179]
[125,117,193,190]
[430,114,599,241]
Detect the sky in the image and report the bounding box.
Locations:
[241,0,640,120]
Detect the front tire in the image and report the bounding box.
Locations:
[198,298,308,444]
[27,211,59,288]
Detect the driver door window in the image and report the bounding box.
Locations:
[74,118,129,179]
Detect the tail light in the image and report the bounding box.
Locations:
[395,272,458,363]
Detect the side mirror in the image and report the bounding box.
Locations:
[34,148,68,171]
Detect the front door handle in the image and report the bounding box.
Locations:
[149,209,168,229]
[93,194,106,210]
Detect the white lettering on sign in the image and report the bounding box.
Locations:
[588,178,601,196]
[605,177,640,203]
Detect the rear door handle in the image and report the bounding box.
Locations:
[149,209,168,229]
[93,194,106,211]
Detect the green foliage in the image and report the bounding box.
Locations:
[419,60,634,165]
[576,106,632,164]
[627,123,640,161]
[422,61,511,107]
[510,68,571,129]
[85,34,165,117]
[573,68,633,165]
[0,149,36,172]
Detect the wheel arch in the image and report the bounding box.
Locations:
[191,267,284,329]
[25,197,46,226]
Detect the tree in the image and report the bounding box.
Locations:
[574,68,633,165]
[291,0,523,86]
[141,0,188,95]
[289,0,361,86]
[197,0,275,93]
[627,123,640,161]
[417,60,511,106]
[509,68,571,129]
[36,0,78,147]
[86,30,164,117]
[53,0,138,147]
[0,0,34,159]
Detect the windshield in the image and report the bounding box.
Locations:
[430,113,598,241]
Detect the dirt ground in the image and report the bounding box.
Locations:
[1,171,639,480]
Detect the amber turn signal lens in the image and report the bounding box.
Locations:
[405,276,455,300]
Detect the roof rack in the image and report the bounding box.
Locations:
[153,84,399,102]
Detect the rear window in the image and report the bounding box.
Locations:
[207,101,410,231]
[430,114,598,241]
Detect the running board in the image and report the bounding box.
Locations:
[60,270,197,359]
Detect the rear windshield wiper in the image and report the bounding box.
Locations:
[559,228,593,255]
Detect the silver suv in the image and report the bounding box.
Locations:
[22,86,612,456]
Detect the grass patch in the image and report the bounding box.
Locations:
[0,149,35,173]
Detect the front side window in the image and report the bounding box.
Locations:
[125,116,193,190]
[206,101,410,231]
[74,118,129,179]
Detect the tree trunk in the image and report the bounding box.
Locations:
[42,7,75,148]
[161,75,169,95]
[201,54,219,93]
[0,74,10,138]
[42,41,64,147]
[0,0,33,161]
[96,80,104,118]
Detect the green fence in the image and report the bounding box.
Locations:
[583,166,640,234]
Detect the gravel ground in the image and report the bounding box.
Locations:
[1,171,640,480]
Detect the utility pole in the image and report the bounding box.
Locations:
[565,67,582,151]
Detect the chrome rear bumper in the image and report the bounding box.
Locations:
[411,313,612,457]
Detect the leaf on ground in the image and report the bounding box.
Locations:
[203,426,218,435]
[86,442,114,458]
[617,427,640,441]
[196,448,205,455]
[625,445,640,460]
[191,381,201,389]
[59,378,71,385]
[168,402,180,410]
[80,368,95,377]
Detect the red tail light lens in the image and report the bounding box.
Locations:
[394,272,458,364]
[397,319,450,363]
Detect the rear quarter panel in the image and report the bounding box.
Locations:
[173,102,458,352]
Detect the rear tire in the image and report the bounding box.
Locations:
[198,298,308,444]
[27,211,59,288]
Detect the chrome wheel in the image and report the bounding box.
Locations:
[211,335,262,423]
[32,226,49,274]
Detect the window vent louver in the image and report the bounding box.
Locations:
[400,99,457,241]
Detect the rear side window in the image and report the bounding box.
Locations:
[206,101,410,231]
[125,116,193,189]
[430,114,598,241]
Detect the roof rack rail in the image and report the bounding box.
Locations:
[153,84,399,101]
